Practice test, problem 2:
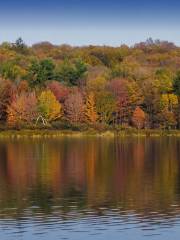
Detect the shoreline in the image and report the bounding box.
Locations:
[0,129,180,138]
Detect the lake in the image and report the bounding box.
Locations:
[0,137,180,240]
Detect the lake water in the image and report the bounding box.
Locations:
[0,137,180,240]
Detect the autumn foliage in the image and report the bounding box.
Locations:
[1,38,180,129]
[7,92,38,127]
[64,91,84,123]
[47,81,69,103]
[132,107,146,129]
[85,92,97,124]
[38,90,63,123]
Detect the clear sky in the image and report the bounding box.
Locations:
[0,0,180,46]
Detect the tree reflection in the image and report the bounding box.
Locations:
[0,137,179,220]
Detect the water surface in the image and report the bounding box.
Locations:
[0,137,180,239]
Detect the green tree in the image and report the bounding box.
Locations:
[56,59,87,86]
[0,61,25,81]
[28,59,55,87]
[96,91,116,124]
[14,38,27,52]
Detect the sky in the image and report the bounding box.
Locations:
[0,0,180,46]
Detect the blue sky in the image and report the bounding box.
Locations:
[0,0,180,46]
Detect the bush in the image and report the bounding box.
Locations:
[93,123,110,132]
[51,121,89,131]
[51,120,72,130]
[70,123,89,131]
[0,122,8,131]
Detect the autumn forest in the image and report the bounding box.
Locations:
[1,38,180,131]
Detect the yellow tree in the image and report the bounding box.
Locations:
[37,90,63,124]
[85,92,97,124]
[160,94,178,111]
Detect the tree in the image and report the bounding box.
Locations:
[0,61,26,81]
[160,94,178,112]
[108,78,130,125]
[38,90,63,123]
[47,81,69,103]
[157,110,177,129]
[127,81,144,107]
[7,92,38,127]
[74,59,88,84]
[64,91,85,123]
[56,59,87,86]
[85,92,97,124]
[154,68,173,93]
[28,59,55,87]
[173,71,180,96]
[17,80,29,94]
[142,78,161,128]
[13,38,28,54]
[173,71,180,128]
[0,79,16,121]
[110,58,139,79]
[96,91,116,124]
[132,107,146,129]
[87,75,107,93]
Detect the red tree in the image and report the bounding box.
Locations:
[108,78,130,124]
[0,79,17,120]
[64,91,85,123]
[47,81,69,103]
[7,92,38,127]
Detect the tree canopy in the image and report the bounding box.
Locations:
[1,38,180,130]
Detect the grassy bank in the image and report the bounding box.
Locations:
[0,129,180,138]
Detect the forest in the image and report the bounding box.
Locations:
[0,37,180,131]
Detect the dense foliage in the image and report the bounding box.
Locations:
[1,38,180,130]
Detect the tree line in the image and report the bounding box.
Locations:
[1,37,180,130]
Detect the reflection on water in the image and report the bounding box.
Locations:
[0,137,180,239]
